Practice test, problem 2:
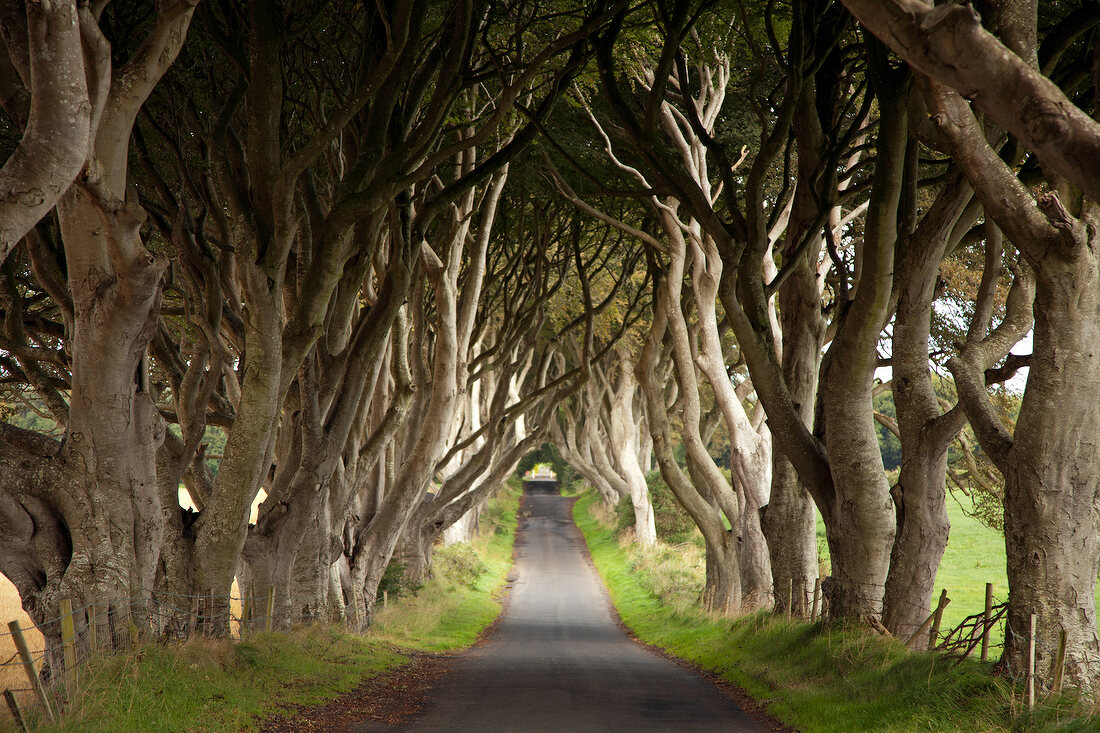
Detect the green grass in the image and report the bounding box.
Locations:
[17,481,521,733]
[371,482,520,651]
[815,494,1100,638]
[576,491,1099,733]
[35,629,405,733]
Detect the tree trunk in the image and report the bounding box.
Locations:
[1000,257,1100,690]
[392,521,437,588]
[737,483,773,610]
[763,458,817,615]
[290,493,331,624]
[193,275,282,629]
[609,357,657,545]
[882,171,976,640]
[442,502,482,545]
[815,53,906,620]
[0,0,91,266]
[882,449,949,641]
[638,287,742,613]
[703,536,741,614]
[55,186,167,626]
[760,85,827,616]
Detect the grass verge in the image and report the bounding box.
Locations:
[11,481,520,733]
[574,490,1098,733]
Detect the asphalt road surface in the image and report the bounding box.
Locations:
[363,484,765,732]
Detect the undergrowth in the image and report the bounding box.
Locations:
[574,490,1100,733]
[12,480,521,733]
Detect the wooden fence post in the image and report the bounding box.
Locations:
[1052,627,1067,696]
[1027,614,1037,709]
[87,604,98,654]
[7,620,54,723]
[786,579,793,619]
[187,595,199,639]
[241,583,253,636]
[928,589,949,650]
[60,599,78,695]
[3,689,27,733]
[981,583,993,662]
[265,586,276,633]
[811,578,821,623]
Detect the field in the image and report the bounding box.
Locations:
[0,577,43,694]
[815,493,1100,638]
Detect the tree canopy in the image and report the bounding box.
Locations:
[2,0,1099,698]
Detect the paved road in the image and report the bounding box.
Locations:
[363,484,765,732]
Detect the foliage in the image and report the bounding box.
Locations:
[516,443,576,487]
[433,543,489,589]
[3,400,60,436]
[873,390,901,472]
[376,560,420,602]
[615,470,696,543]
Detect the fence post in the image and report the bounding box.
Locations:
[928,589,949,650]
[241,584,252,636]
[786,579,793,619]
[60,599,78,695]
[1052,627,1067,696]
[7,620,55,723]
[3,689,27,733]
[187,595,199,639]
[980,583,993,662]
[87,604,98,654]
[265,586,276,633]
[811,578,821,623]
[1026,614,1037,709]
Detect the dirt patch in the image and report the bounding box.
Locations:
[257,649,454,732]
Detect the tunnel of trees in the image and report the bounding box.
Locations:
[1,0,1099,698]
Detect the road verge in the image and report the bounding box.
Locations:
[572,490,1090,732]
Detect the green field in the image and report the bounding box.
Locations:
[816,494,1100,641]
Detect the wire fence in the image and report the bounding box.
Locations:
[0,579,1068,730]
[0,585,342,732]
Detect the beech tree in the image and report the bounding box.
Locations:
[0,0,96,267]
[133,0,627,629]
[842,0,1100,691]
[0,0,197,635]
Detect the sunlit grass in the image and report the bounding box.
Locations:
[371,481,519,651]
[815,495,1100,640]
[576,490,1099,732]
[0,481,520,732]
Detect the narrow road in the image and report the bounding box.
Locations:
[363,484,767,732]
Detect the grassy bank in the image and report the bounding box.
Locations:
[6,481,520,733]
[575,491,1096,733]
